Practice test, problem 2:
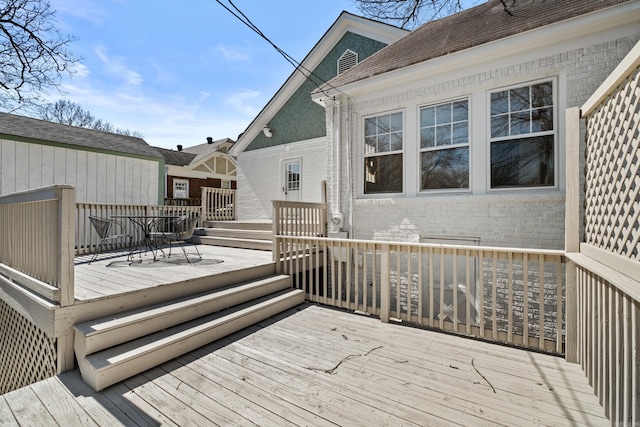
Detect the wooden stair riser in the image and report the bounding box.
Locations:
[75,275,291,356]
[78,289,304,391]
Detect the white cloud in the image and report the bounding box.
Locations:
[215,44,250,62]
[225,89,262,116]
[70,63,90,78]
[95,47,143,86]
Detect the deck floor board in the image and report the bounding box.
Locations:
[1,304,608,426]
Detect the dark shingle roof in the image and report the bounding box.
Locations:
[0,112,162,159]
[316,0,632,92]
[154,147,197,166]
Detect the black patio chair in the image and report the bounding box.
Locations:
[88,215,133,262]
[148,215,202,263]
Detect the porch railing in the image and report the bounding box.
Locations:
[0,185,76,393]
[274,235,566,354]
[272,200,327,237]
[202,187,235,221]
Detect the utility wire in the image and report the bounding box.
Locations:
[214,0,345,99]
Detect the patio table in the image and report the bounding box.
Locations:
[111,214,181,261]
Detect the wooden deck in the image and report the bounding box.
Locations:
[1,304,608,426]
[73,245,275,302]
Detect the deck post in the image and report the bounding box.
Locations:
[380,244,391,323]
[564,107,580,363]
[56,185,75,308]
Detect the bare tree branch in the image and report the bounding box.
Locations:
[38,99,145,138]
[352,0,465,29]
[0,0,78,110]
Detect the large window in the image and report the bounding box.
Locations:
[364,112,403,194]
[419,99,469,190]
[490,81,555,188]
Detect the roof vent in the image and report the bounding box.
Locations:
[207,137,213,144]
[177,145,183,151]
[338,49,358,75]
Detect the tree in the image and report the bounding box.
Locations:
[38,99,144,138]
[0,0,78,110]
[353,0,465,29]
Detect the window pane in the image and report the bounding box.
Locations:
[421,127,435,148]
[491,91,508,115]
[532,82,553,108]
[421,107,435,127]
[491,114,509,138]
[389,112,403,132]
[421,147,469,190]
[377,115,390,133]
[452,122,468,145]
[491,135,554,188]
[364,154,403,194]
[389,131,402,151]
[510,87,530,111]
[436,103,451,124]
[510,111,530,135]
[365,136,376,154]
[365,118,376,137]
[452,100,468,122]
[378,133,390,152]
[532,107,553,132]
[436,124,451,146]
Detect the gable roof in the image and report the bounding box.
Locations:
[230,11,408,155]
[182,138,235,164]
[0,112,162,159]
[314,0,635,94]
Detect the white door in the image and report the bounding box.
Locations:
[283,159,301,202]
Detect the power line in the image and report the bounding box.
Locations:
[214,0,344,99]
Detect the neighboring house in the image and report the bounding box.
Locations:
[0,112,164,204]
[156,137,236,204]
[310,0,640,250]
[230,12,408,220]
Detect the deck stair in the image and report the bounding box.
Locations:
[194,221,272,251]
[74,274,303,391]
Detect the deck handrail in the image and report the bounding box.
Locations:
[202,187,236,221]
[0,185,75,307]
[274,234,567,354]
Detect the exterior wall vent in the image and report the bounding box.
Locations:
[337,49,358,75]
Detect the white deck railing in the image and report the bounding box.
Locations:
[274,235,566,353]
[202,187,235,221]
[272,200,327,237]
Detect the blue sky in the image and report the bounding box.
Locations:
[47,0,478,149]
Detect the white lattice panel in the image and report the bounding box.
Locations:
[584,66,640,261]
[0,299,57,394]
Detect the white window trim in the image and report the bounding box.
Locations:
[173,178,189,199]
[417,96,472,194]
[360,109,405,197]
[486,77,559,192]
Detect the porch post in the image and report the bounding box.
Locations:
[564,107,581,363]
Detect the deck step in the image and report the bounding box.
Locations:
[74,276,303,391]
[195,221,273,251]
[193,235,272,251]
[74,275,291,356]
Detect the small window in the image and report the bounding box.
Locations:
[490,81,555,188]
[338,49,358,75]
[173,179,189,199]
[221,180,231,189]
[364,111,403,194]
[419,99,469,190]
